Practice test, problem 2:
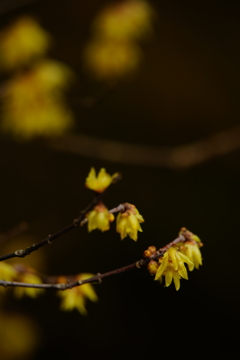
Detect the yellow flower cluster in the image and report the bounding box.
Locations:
[147,230,203,290]
[154,247,193,291]
[2,61,73,138]
[83,0,154,81]
[0,17,74,139]
[116,203,144,241]
[58,274,98,315]
[85,168,144,240]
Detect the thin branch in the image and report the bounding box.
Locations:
[0,179,121,262]
[47,125,240,169]
[0,234,187,290]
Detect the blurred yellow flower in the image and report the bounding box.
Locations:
[14,271,44,298]
[85,167,118,192]
[0,16,51,71]
[58,274,98,315]
[87,203,114,232]
[93,0,154,41]
[180,241,202,271]
[116,203,144,241]
[0,262,17,283]
[1,60,74,138]
[155,247,193,291]
[84,40,141,80]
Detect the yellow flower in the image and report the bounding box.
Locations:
[87,203,114,232]
[1,60,73,139]
[0,17,51,71]
[85,167,118,192]
[116,203,144,241]
[58,274,98,315]
[83,39,141,80]
[0,262,17,282]
[92,0,154,41]
[180,241,202,271]
[14,271,44,298]
[155,247,193,291]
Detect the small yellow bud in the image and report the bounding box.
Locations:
[148,246,156,255]
[148,260,158,275]
[143,250,151,258]
[85,167,119,193]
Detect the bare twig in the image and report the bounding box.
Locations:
[0,179,121,262]
[0,234,187,290]
[47,125,240,169]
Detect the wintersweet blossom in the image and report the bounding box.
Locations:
[2,60,73,138]
[14,271,44,298]
[85,167,119,193]
[155,247,193,291]
[180,241,202,271]
[58,274,98,315]
[0,17,51,70]
[84,40,141,80]
[92,0,154,41]
[87,203,114,232]
[116,203,144,241]
[0,262,17,285]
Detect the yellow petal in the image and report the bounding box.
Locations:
[173,272,181,291]
[155,252,169,280]
[165,270,173,287]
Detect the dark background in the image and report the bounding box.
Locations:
[0,0,239,359]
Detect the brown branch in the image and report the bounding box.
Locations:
[0,180,121,262]
[46,125,240,169]
[0,234,186,290]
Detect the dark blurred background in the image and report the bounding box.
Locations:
[0,0,239,359]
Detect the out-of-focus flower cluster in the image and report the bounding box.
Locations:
[0,263,43,298]
[0,260,97,315]
[146,228,203,290]
[83,0,155,81]
[85,168,144,241]
[0,17,74,138]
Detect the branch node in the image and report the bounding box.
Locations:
[135,260,144,269]
[1,280,8,287]
[57,283,67,290]
[48,235,53,244]
[73,218,80,227]
[97,273,102,284]
[14,249,26,257]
